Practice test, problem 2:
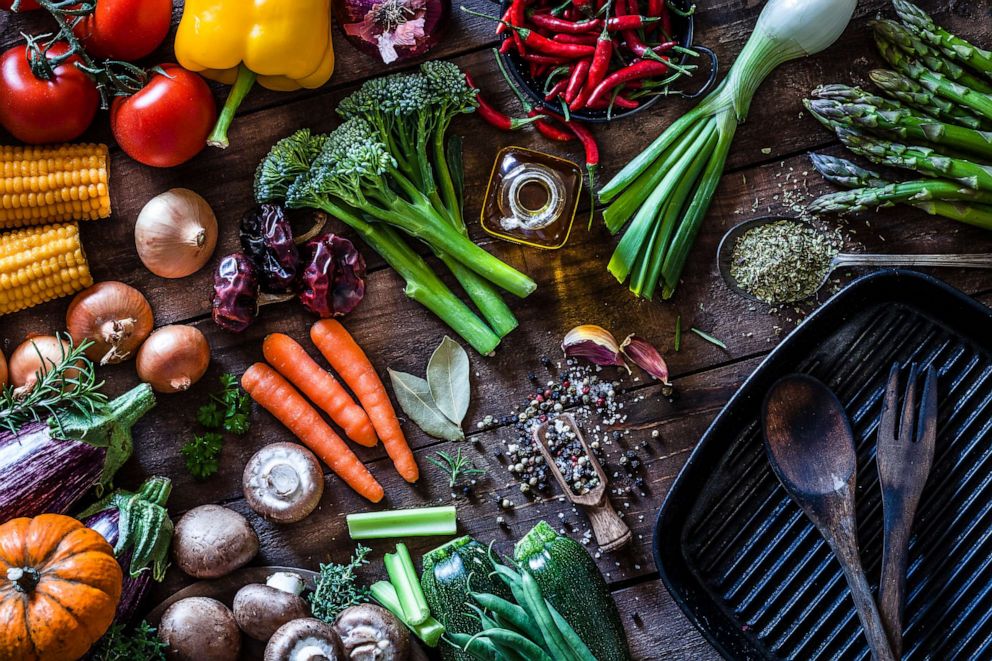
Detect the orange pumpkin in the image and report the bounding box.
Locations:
[0,513,122,661]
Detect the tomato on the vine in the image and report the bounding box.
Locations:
[72,0,172,61]
[0,43,99,144]
[111,64,217,168]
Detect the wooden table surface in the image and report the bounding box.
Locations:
[3,1,992,658]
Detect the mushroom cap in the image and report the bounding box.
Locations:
[159,596,241,661]
[243,442,324,524]
[334,604,410,660]
[265,618,344,661]
[172,504,259,579]
[233,583,310,641]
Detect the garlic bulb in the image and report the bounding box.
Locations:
[135,189,218,278]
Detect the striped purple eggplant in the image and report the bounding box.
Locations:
[0,384,155,523]
[82,476,174,624]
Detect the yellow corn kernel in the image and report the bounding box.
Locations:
[0,144,112,229]
[0,223,93,315]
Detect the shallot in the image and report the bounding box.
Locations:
[136,325,210,393]
[66,282,154,365]
[335,0,449,64]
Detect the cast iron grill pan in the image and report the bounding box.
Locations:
[653,270,992,660]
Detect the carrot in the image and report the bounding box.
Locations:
[311,320,419,483]
[263,333,378,448]
[241,362,384,503]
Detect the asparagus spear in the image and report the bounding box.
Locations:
[874,36,992,121]
[892,0,992,80]
[804,97,992,160]
[869,70,989,131]
[811,84,909,113]
[837,128,992,192]
[872,19,992,94]
[808,154,992,229]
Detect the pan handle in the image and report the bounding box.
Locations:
[672,45,719,100]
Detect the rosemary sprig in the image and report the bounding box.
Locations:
[429,448,485,488]
[0,334,107,436]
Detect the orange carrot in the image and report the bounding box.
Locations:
[311,320,419,483]
[263,333,378,448]
[241,362,384,503]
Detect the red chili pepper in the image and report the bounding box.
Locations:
[606,15,659,30]
[539,107,599,188]
[562,7,580,20]
[499,38,516,55]
[585,93,640,110]
[520,52,574,65]
[465,72,543,131]
[529,12,600,33]
[545,78,568,101]
[646,0,664,34]
[497,5,512,35]
[527,109,575,142]
[554,33,599,45]
[511,26,597,57]
[533,63,550,78]
[586,59,669,107]
[570,31,612,110]
[660,0,673,37]
[565,59,591,104]
[624,39,676,58]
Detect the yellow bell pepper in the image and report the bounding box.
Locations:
[175,0,335,148]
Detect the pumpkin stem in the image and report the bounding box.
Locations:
[7,567,41,593]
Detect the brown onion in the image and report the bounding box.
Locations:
[66,282,155,365]
[136,325,210,393]
[9,335,82,396]
[135,189,218,279]
[0,349,7,389]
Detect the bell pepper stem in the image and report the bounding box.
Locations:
[208,64,257,149]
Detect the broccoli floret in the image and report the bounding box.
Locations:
[421,60,478,115]
[254,129,326,203]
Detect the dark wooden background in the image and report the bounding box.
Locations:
[2,1,992,658]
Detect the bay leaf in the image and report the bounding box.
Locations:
[388,368,464,441]
[427,336,470,427]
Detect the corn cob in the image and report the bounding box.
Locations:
[0,144,111,229]
[0,223,93,315]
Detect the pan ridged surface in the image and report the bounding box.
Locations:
[656,270,992,660]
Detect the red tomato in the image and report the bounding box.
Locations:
[111,64,217,168]
[0,43,99,144]
[72,0,172,61]
[0,0,40,11]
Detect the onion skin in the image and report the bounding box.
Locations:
[0,350,6,388]
[136,325,210,394]
[8,335,82,394]
[66,281,155,365]
[335,0,450,64]
[135,188,218,279]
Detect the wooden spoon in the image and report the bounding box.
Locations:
[762,375,896,661]
[532,414,631,551]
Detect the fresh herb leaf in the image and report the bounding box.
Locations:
[90,621,167,661]
[674,315,682,352]
[196,403,224,429]
[181,432,224,480]
[429,449,485,488]
[0,333,107,436]
[691,327,728,350]
[310,545,372,623]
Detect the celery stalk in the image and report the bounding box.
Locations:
[371,581,446,646]
[385,543,430,626]
[346,506,457,539]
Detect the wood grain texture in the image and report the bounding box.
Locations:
[2,1,992,659]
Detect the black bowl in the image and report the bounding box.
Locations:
[498,0,715,123]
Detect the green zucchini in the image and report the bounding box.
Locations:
[421,536,513,661]
[513,521,632,661]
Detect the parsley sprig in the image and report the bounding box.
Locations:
[181,373,252,480]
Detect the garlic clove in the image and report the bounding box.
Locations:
[562,325,627,369]
[621,334,673,391]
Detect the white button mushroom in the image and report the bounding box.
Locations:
[172,504,259,579]
[234,572,311,641]
[243,442,324,523]
[334,604,410,660]
[158,596,241,661]
[264,618,343,661]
